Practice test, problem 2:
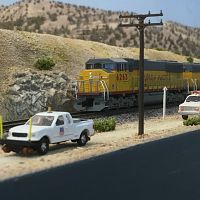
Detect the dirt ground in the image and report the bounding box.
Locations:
[0,112,199,181]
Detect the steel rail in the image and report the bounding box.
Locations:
[2,103,178,131]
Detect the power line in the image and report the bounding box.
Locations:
[119,11,163,136]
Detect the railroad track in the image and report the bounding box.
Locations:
[3,119,29,132]
[2,112,94,132]
[1,109,133,131]
[2,104,178,131]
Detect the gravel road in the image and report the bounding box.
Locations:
[0,107,199,181]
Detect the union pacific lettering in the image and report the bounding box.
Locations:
[144,74,170,81]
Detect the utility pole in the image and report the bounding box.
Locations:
[119,11,163,135]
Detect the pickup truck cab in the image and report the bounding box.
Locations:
[178,92,200,120]
[0,111,94,155]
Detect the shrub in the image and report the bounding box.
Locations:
[94,117,116,132]
[27,16,45,30]
[155,48,164,51]
[183,116,200,126]
[48,13,57,21]
[187,56,194,63]
[34,57,55,70]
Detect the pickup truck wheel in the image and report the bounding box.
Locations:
[12,147,22,154]
[77,132,88,146]
[2,145,11,153]
[182,115,188,120]
[37,138,49,155]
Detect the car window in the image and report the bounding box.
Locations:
[27,115,54,126]
[56,116,64,126]
[186,96,200,102]
[66,115,71,124]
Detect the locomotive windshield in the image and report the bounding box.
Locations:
[86,63,115,71]
[86,64,93,69]
[86,63,102,69]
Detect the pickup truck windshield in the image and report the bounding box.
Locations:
[186,96,200,102]
[27,115,54,126]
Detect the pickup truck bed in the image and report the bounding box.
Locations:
[73,118,88,123]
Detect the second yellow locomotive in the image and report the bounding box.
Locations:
[74,58,200,111]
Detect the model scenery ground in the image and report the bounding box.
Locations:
[0,107,199,181]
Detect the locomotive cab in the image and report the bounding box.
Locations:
[74,58,132,111]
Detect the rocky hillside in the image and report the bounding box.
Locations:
[0,0,200,57]
[2,70,76,121]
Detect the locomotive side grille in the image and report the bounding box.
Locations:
[12,132,27,137]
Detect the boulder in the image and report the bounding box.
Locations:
[13,73,27,78]
[56,77,67,85]
[59,72,69,81]
[8,85,21,95]
[48,88,56,97]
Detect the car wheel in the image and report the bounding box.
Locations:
[182,115,188,120]
[77,132,88,146]
[37,137,49,155]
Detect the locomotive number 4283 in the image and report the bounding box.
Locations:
[116,74,128,81]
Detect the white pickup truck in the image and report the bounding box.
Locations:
[0,111,94,155]
[178,92,200,120]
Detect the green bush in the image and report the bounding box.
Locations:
[155,48,164,51]
[187,56,194,64]
[183,116,200,126]
[34,57,55,70]
[94,117,116,132]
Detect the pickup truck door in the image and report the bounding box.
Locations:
[63,114,74,140]
[53,115,66,143]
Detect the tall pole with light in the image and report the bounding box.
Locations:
[119,11,163,135]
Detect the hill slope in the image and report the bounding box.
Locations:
[0,28,197,72]
[0,0,200,57]
[0,28,199,120]
[0,28,199,95]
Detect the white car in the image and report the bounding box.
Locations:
[178,93,200,120]
[0,111,94,155]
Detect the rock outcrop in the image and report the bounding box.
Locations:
[2,71,76,121]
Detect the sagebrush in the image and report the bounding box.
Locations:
[94,118,116,132]
[183,116,200,126]
[34,57,55,70]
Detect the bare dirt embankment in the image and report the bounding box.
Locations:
[0,108,199,181]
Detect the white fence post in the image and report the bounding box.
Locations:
[163,87,168,120]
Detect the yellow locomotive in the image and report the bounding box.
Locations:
[74,58,200,111]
